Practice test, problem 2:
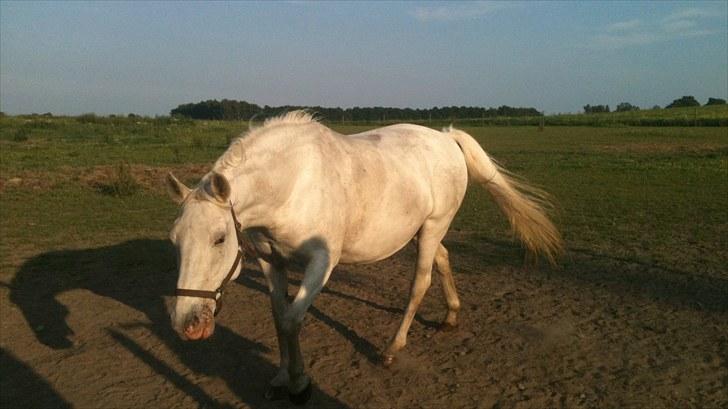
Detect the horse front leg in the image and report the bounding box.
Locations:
[280,243,335,405]
[259,259,290,401]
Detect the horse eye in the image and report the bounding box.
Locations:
[214,236,225,246]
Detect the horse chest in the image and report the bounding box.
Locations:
[245,229,308,271]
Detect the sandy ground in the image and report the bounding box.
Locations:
[1,232,727,409]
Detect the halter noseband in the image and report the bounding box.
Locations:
[174,202,255,316]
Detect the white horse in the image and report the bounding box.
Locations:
[166,111,562,403]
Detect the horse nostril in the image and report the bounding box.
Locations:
[185,315,199,330]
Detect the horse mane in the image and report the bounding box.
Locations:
[262,110,318,127]
[213,110,318,172]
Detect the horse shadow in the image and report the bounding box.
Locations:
[237,273,387,365]
[9,239,350,408]
[10,239,174,349]
[0,347,73,409]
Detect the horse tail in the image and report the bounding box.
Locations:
[445,126,563,265]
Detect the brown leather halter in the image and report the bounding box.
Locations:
[174,202,255,316]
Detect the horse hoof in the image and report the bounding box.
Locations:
[382,354,395,367]
[264,384,288,401]
[288,379,312,406]
[439,322,458,332]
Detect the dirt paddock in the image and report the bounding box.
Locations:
[1,232,726,408]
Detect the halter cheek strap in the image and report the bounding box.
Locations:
[175,202,256,316]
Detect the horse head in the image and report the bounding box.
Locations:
[166,171,242,341]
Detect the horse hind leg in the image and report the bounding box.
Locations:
[435,243,460,331]
[382,222,446,366]
[399,240,461,330]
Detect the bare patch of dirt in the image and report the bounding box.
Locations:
[1,232,726,408]
[0,164,210,193]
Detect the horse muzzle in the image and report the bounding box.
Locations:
[178,304,215,341]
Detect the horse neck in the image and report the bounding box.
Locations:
[223,125,317,227]
[225,166,269,228]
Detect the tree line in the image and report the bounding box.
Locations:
[170,99,543,121]
[584,96,726,114]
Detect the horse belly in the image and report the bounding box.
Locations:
[339,221,422,263]
[339,182,431,264]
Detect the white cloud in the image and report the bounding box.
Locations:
[589,7,721,49]
[593,32,662,48]
[411,1,516,22]
[606,19,641,32]
[663,7,720,22]
[662,19,697,33]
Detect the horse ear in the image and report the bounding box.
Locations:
[166,172,191,204]
[208,172,231,203]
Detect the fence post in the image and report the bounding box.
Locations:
[538,112,545,132]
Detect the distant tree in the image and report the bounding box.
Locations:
[77,113,98,123]
[616,102,639,112]
[705,97,726,106]
[666,96,699,108]
[652,105,661,110]
[170,100,542,121]
[584,104,610,114]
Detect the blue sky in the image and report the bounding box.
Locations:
[1,1,726,115]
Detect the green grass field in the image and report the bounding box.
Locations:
[443,104,728,127]
[1,115,725,282]
[1,115,727,408]
[543,104,728,126]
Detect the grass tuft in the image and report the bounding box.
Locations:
[96,163,140,197]
[13,128,30,142]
